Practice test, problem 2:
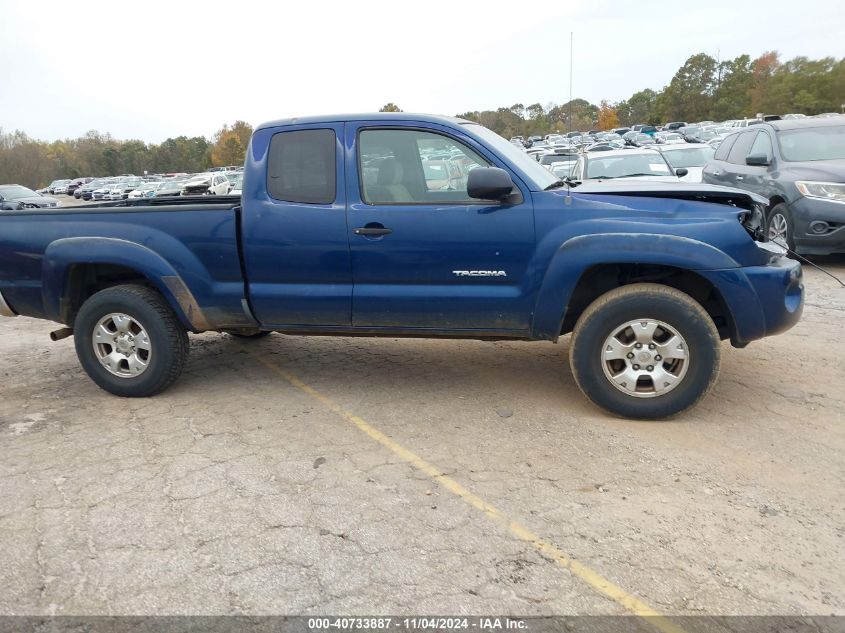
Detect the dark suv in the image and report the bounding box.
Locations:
[702,118,845,255]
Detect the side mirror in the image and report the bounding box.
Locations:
[675,168,689,178]
[746,154,770,167]
[467,167,515,201]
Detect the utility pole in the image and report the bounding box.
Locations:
[569,32,573,134]
[715,48,722,88]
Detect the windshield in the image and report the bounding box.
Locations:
[464,123,559,189]
[662,146,715,168]
[540,153,577,165]
[778,126,845,161]
[550,162,575,177]
[586,153,671,179]
[1,185,38,199]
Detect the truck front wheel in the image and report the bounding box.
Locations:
[569,283,720,419]
[74,284,189,397]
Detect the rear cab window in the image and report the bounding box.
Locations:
[267,129,336,204]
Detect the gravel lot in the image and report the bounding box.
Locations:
[1,195,843,619]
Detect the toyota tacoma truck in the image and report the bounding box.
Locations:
[0,114,803,419]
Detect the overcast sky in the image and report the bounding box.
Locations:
[2,0,843,143]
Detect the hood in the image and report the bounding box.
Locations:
[779,158,845,182]
[572,180,768,207]
[587,175,683,184]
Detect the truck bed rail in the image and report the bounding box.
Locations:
[74,195,243,209]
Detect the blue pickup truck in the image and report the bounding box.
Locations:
[0,113,803,418]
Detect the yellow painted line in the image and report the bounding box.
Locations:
[252,353,687,633]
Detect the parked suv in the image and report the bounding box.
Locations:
[702,118,845,254]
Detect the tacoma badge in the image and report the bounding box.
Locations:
[452,270,507,277]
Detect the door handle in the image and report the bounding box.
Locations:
[354,225,393,237]
[735,175,744,181]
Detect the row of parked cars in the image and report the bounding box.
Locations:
[515,114,845,255]
[37,170,245,202]
[0,170,245,210]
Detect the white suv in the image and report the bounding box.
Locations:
[181,174,230,196]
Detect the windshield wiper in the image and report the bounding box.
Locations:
[544,179,567,190]
[596,173,661,180]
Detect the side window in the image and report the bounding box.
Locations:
[267,129,336,204]
[749,131,773,160]
[727,131,758,165]
[359,129,488,205]
[714,134,737,161]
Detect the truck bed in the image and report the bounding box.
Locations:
[0,199,255,331]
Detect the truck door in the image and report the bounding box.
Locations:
[241,123,351,327]
[345,122,535,333]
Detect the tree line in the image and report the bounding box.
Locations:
[457,51,844,137]
[3,50,843,188]
[0,121,253,189]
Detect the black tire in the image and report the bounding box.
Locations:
[74,284,189,397]
[223,329,272,339]
[569,283,721,419]
[766,203,796,253]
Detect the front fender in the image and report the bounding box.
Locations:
[531,233,741,339]
[42,237,210,330]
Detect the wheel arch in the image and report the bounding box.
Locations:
[767,195,788,215]
[530,233,740,340]
[43,238,210,331]
[559,263,736,342]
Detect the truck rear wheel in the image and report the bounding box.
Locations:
[74,284,189,397]
[569,283,720,419]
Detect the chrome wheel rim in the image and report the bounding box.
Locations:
[92,313,152,378]
[768,213,788,242]
[601,319,689,399]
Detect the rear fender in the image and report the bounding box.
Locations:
[42,237,210,330]
[531,232,741,339]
